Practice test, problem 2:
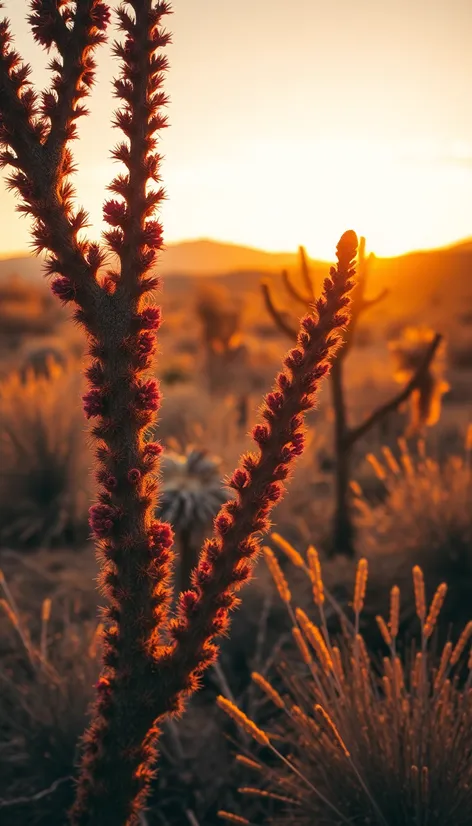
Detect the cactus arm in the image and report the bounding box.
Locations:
[261,280,299,340]
[346,332,442,448]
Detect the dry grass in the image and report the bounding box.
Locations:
[219,551,472,826]
[0,581,101,826]
[0,363,92,549]
[354,435,472,631]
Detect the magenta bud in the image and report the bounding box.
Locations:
[180,590,199,614]
[277,372,291,391]
[140,306,162,330]
[51,276,75,303]
[215,512,232,534]
[103,198,128,227]
[127,468,141,484]
[142,220,163,248]
[300,315,318,333]
[229,468,248,490]
[284,348,304,368]
[83,389,105,419]
[89,503,117,538]
[265,391,284,412]
[149,521,174,548]
[135,379,160,412]
[252,424,270,445]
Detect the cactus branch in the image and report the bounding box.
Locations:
[346,332,442,448]
[261,236,442,557]
[281,267,312,306]
[261,280,298,340]
[299,244,315,299]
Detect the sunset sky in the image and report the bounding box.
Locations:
[1,0,472,260]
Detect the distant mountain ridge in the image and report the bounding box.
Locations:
[0,236,471,283]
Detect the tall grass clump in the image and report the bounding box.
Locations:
[0,4,357,822]
[355,435,472,629]
[0,586,101,826]
[218,550,472,826]
[0,362,91,548]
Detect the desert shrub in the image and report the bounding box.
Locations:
[354,436,472,630]
[0,590,100,826]
[157,447,233,590]
[0,365,92,549]
[218,555,472,826]
[195,282,250,394]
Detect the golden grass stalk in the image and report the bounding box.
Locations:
[251,672,285,709]
[263,546,291,603]
[412,565,426,623]
[307,545,324,606]
[424,583,448,639]
[389,585,400,639]
[295,608,333,674]
[218,812,250,824]
[271,533,305,568]
[353,558,368,615]
[217,696,271,747]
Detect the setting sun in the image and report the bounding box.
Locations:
[0,0,471,260]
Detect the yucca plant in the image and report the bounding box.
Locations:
[157,446,232,591]
[0,3,357,822]
[218,550,472,826]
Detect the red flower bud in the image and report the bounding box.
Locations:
[51,276,75,303]
[252,424,270,445]
[135,379,160,412]
[89,503,117,538]
[140,306,162,330]
[83,388,105,419]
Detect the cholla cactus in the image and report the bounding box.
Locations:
[219,553,472,826]
[262,238,442,558]
[158,447,232,590]
[0,3,357,823]
[389,326,449,436]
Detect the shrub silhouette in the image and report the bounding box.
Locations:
[0,4,357,823]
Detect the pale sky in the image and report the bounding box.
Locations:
[0,0,472,259]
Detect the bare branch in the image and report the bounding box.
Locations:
[346,333,443,448]
[359,288,389,315]
[299,244,315,299]
[281,267,311,306]
[261,281,298,340]
[0,776,71,808]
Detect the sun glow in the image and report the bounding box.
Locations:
[159,137,472,260]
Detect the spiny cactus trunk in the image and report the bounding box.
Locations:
[178,525,200,593]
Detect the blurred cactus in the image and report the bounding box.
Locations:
[158,447,232,591]
[389,326,449,436]
[196,282,249,396]
[262,238,442,558]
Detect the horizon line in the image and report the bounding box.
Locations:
[0,233,470,264]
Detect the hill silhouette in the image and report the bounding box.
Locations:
[0,239,471,328]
